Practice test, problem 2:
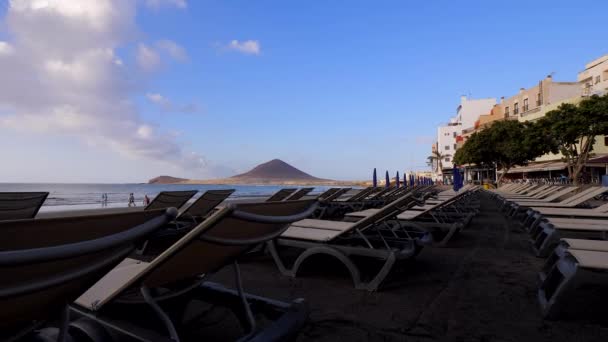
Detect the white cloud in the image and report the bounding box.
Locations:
[0,41,15,55]
[146,92,200,113]
[136,43,161,71]
[156,39,188,61]
[144,0,187,10]
[226,40,261,56]
[0,0,205,173]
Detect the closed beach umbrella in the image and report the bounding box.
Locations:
[396,171,400,188]
[453,167,462,191]
[372,168,377,187]
[403,172,407,188]
[385,170,390,188]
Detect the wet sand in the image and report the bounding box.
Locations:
[209,192,608,341]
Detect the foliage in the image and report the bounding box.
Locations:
[536,94,608,184]
[454,120,553,184]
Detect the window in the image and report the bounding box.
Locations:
[596,75,601,84]
[505,106,509,116]
[523,98,529,112]
[454,144,457,150]
[513,102,519,115]
[444,157,450,162]
[537,93,542,106]
[453,132,457,138]
[604,136,608,146]
[445,145,450,150]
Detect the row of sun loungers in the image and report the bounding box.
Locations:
[1,185,480,340]
[489,183,608,319]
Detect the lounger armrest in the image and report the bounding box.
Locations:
[0,207,178,266]
[230,202,319,224]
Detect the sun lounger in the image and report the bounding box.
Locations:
[285,187,314,201]
[344,189,477,246]
[506,187,608,219]
[316,188,340,200]
[177,189,235,224]
[69,200,317,341]
[539,238,608,282]
[530,217,608,257]
[538,248,608,319]
[145,190,198,211]
[521,202,608,230]
[513,187,606,208]
[0,208,176,341]
[0,192,49,220]
[268,194,431,291]
[319,187,351,202]
[266,188,297,202]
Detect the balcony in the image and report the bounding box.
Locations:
[521,107,541,117]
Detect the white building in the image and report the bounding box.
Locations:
[456,95,497,131]
[437,118,460,170]
[434,96,496,182]
[579,54,608,97]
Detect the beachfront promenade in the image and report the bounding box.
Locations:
[205,192,607,341]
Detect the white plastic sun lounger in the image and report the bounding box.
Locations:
[539,248,608,319]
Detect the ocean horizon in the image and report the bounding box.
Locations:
[0,183,347,211]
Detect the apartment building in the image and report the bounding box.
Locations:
[579,54,608,97]
[494,75,579,122]
[434,96,496,182]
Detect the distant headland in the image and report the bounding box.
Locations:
[148,159,366,186]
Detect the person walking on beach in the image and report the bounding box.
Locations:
[128,193,136,207]
[101,193,108,207]
[143,194,150,206]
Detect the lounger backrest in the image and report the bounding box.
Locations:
[537,186,578,202]
[347,187,376,201]
[320,188,351,202]
[146,190,198,211]
[285,188,314,201]
[179,189,235,220]
[347,193,419,232]
[533,186,560,198]
[562,187,607,206]
[367,187,395,200]
[591,202,608,212]
[0,192,49,220]
[93,200,317,308]
[317,188,339,200]
[0,208,175,333]
[266,188,297,202]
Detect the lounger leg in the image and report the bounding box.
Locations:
[233,261,256,335]
[267,240,296,277]
[141,286,181,341]
[57,304,70,342]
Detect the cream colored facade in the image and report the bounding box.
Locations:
[579,54,608,97]
[497,75,579,122]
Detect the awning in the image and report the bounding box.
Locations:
[499,161,567,174]
[586,154,608,167]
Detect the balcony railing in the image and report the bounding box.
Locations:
[520,106,541,117]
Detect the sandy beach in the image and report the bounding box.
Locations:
[200,192,608,341]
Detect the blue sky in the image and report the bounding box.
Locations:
[0,0,607,182]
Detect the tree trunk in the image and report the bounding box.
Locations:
[497,164,510,186]
[571,136,594,185]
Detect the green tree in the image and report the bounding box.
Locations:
[536,94,608,185]
[454,120,552,185]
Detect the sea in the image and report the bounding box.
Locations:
[0,183,343,212]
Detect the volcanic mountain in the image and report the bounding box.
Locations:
[229,159,325,182]
[148,159,351,185]
[148,175,188,184]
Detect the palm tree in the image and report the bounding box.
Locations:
[427,151,451,173]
